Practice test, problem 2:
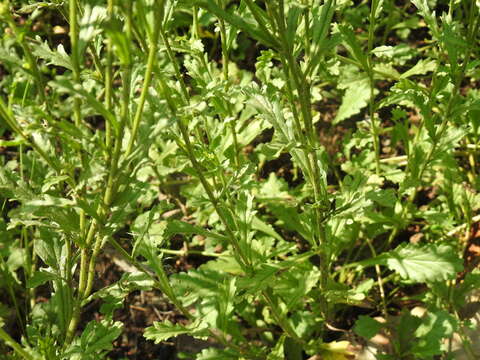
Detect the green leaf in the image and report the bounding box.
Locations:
[26,270,59,289]
[368,244,463,283]
[18,2,62,14]
[312,0,336,58]
[354,316,383,339]
[387,244,463,282]
[237,263,279,294]
[400,58,436,79]
[89,272,154,316]
[41,175,70,193]
[132,206,168,259]
[267,334,286,360]
[251,216,284,242]
[334,78,370,124]
[104,18,132,66]
[165,220,229,243]
[285,4,302,49]
[144,319,208,344]
[413,310,457,357]
[33,229,64,270]
[144,320,190,343]
[77,320,123,355]
[366,188,396,207]
[439,19,467,77]
[63,320,123,360]
[31,38,73,70]
[202,256,243,275]
[411,0,439,39]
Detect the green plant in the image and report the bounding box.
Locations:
[0,0,479,359]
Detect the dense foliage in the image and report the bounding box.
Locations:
[0,0,479,359]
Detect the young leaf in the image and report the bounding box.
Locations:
[412,310,457,357]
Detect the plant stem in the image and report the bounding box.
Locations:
[367,0,381,175]
[85,1,134,307]
[104,0,115,151]
[125,14,161,158]
[69,0,82,128]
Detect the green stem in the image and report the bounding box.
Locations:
[69,0,82,128]
[303,0,311,61]
[104,0,115,151]
[0,256,25,339]
[125,15,161,158]
[83,0,136,307]
[177,116,251,269]
[84,13,134,305]
[192,6,200,39]
[367,0,381,174]
[366,238,388,316]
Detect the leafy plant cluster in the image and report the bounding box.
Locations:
[0,0,479,359]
